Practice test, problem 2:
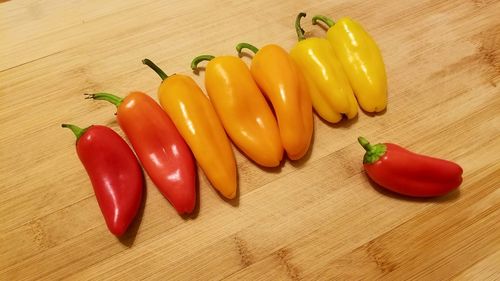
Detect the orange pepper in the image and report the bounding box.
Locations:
[236,43,314,160]
[142,59,237,199]
[191,55,283,167]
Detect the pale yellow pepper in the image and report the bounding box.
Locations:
[313,15,388,112]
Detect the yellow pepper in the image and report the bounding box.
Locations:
[236,43,313,160]
[191,54,284,167]
[312,15,387,112]
[142,59,237,199]
[290,12,358,123]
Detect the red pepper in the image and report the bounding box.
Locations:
[358,137,463,197]
[62,124,143,236]
[86,92,196,214]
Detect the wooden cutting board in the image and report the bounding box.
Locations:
[1,0,499,280]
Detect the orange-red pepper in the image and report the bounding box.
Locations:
[236,43,314,160]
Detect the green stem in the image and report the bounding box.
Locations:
[61,123,88,140]
[236,43,259,55]
[357,136,387,164]
[85,93,123,107]
[358,136,373,152]
[191,55,215,70]
[295,12,307,41]
[312,15,335,28]
[142,58,168,80]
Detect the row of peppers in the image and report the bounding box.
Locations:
[63,13,462,236]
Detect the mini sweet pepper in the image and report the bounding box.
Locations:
[290,12,358,123]
[86,91,196,213]
[313,15,387,112]
[143,59,237,199]
[358,137,462,197]
[191,54,284,167]
[236,43,313,160]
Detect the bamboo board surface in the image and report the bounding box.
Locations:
[1,0,499,280]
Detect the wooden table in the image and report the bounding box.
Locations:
[1,0,499,280]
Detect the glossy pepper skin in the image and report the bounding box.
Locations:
[236,43,313,160]
[358,137,463,197]
[313,15,387,112]
[142,59,237,199]
[62,124,143,236]
[190,54,283,166]
[87,92,196,214]
[290,12,358,123]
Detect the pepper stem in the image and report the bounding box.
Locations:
[85,93,123,107]
[142,58,169,80]
[358,136,387,164]
[312,15,335,28]
[191,55,215,70]
[61,123,88,140]
[295,12,307,41]
[358,137,373,152]
[236,43,259,55]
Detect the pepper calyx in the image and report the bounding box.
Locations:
[358,136,387,164]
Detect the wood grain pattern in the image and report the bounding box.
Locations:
[1,0,499,280]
